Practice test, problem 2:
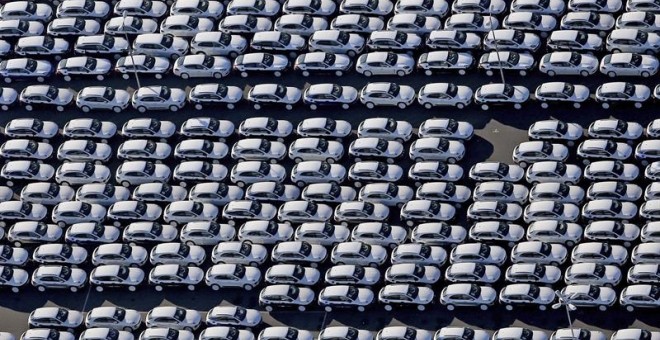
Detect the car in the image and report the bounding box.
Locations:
[204,263,261,291]
[115,161,170,187]
[211,241,268,266]
[627,264,660,284]
[218,14,273,34]
[32,243,87,266]
[472,182,528,204]
[503,12,556,36]
[559,284,617,311]
[28,307,83,330]
[130,183,186,204]
[444,262,500,284]
[619,284,660,311]
[15,36,69,61]
[56,0,109,18]
[292,161,347,187]
[409,138,466,164]
[349,137,404,163]
[258,285,315,311]
[115,55,171,81]
[309,30,365,57]
[104,16,158,35]
[330,14,384,33]
[55,162,110,187]
[324,264,380,286]
[303,84,358,110]
[4,119,57,141]
[523,221,578,249]
[635,140,660,166]
[264,264,320,286]
[271,241,327,267]
[505,263,562,284]
[0,87,17,110]
[19,85,75,112]
[172,54,231,79]
[274,14,328,36]
[513,141,569,168]
[117,140,172,162]
[231,139,286,163]
[120,118,176,141]
[231,161,286,188]
[587,119,643,142]
[360,82,416,109]
[226,0,280,16]
[283,0,336,15]
[56,140,112,164]
[493,329,548,340]
[331,241,388,267]
[7,222,62,247]
[293,52,352,77]
[571,242,628,265]
[288,138,344,164]
[534,82,590,109]
[0,58,52,84]
[2,161,54,187]
[425,30,481,50]
[483,29,541,52]
[467,202,522,222]
[474,83,530,111]
[377,284,434,311]
[560,12,614,36]
[478,51,536,76]
[31,265,86,292]
[106,201,161,227]
[259,327,313,340]
[587,182,642,203]
[468,221,525,247]
[294,222,350,246]
[20,330,74,340]
[334,201,390,225]
[247,84,301,110]
[64,223,120,245]
[131,86,186,113]
[581,199,637,221]
[190,32,247,59]
[145,307,201,330]
[646,161,660,180]
[617,12,660,32]
[160,15,214,38]
[641,222,660,243]
[76,86,131,113]
[631,243,660,264]
[528,183,585,204]
[205,306,261,329]
[0,266,28,293]
[0,139,53,162]
[450,243,507,265]
[410,223,466,246]
[390,243,447,267]
[47,17,100,36]
[510,241,568,265]
[85,307,141,330]
[132,33,189,60]
[140,329,193,340]
[439,283,497,310]
[646,183,660,201]
[73,35,128,58]
[277,201,333,224]
[236,220,293,245]
[499,284,555,310]
[418,52,475,77]
[539,52,599,77]
[114,0,167,17]
[20,182,74,206]
[547,30,603,52]
[233,52,288,78]
[564,263,622,287]
[62,119,116,142]
[251,31,306,57]
[523,201,580,223]
[350,222,407,248]
[340,0,393,15]
[318,285,374,312]
[607,29,660,54]
[600,53,659,77]
[586,160,640,182]
[400,200,456,226]
[469,162,523,182]
[446,13,498,33]
[408,162,463,186]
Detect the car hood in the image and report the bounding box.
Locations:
[372,204,390,219]
[386,142,404,156]
[341,86,359,102]
[35,61,53,74]
[39,165,56,180]
[8,268,28,286]
[90,204,107,219]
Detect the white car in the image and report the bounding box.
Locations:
[247,84,301,110]
[426,30,481,50]
[400,200,456,226]
[631,243,660,264]
[76,87,130,113]
[173,55,231,79]
[222,200,277,225]
[190,32,247,58]
[115,161,171,187]
[258,285,315,311]
[331,241,388,267]
[469,162,523,182]
[145,307,201,330]
[121,118,176,140]
[483,29,541,52]
[616,12,660,32]
[238,221,293,244]
[131,85,186,112]
[474,83,530,110]
[539,52,599,77]
[20,183,75,205]
[494,329,548,340]
[117,140,172,161]
[296,118,351,140]
[231,161,286,188]
[85,307,141,330]
[205,263,261,291]
[358,118,413,142]
[349,137,404,163]
[57,140,112,163]
[600,53,659,77]
[163,201,218,227]
[564,263,622,286]
[245,182,299,203]
[131,183,186,203]
[15,36,69,60]
[627,264,660,283]
[560,12,614,35]
[409,138,465,164]
[391,243,446,267]
[318,285,374,311]
[56,0,109,18]
[586,160,639,182]
[51,201,105,227]
[160,15,214,38]
[546,30,603,52]
[523,201,580,223]
[2,161,54,186]
[450,243,507,265]
[503,12,556,36]
[635,140,660,166]
[468,221,525,246]
[510,241,568,265]
[233,53,288,78]
[417,52,474,76]
[513,141,569,168]
[251,31,306,56]
[75,183,129,206]
[294,222,350,246]
[292,161,347,187]
[104,16,158,36]
[19,85,74,112]
[114,0,167,17]
[57,57,111,82]
[65,223,120,245]
[227,0,280,16]
[359,82,416,109]
[606,29,660,54]
[179,117,235,140]
[174,140,228,163]
[334,201,390,225]
[278,201,333,224]
[47,18,100,36]
[31,265,87,292]
[271,241,327,267]
[330,14,384,33]
[132,33,189,59]
[73,35,128,58]
[265,264,320,286]
[28,307,83,329]
[581,199,637,221]
[212,241,268,266]
[587,182,642,202]
[288,138,344,163]
[107,201,162,226]
[499,284,555,310]
[351,222,407,248]
[444,262,500,284]
[378,284,434,311]
[472,182,528,204]
[56,162,110,186]
[388,13,441,33]
[115,55,171,80]
[122,222,177,245]
[505,263,562,284]
[410,223,467,246]
[62,118,117,142]
[466,202,522,222]
[528,183,584,204]
[0,266,29,291]
[205,306,261,328]
[340,0,393,15]
[219,14,273,34]
[309,30,365,57]
[231,139,286,163]
[479,51,535,76]
[620,284,660,311]
[439,283,497,310]
[149,265,202,291]
[534,82,590,109]
[324,264,380,286]
[7,221,62,247]
[571,242,628,265]
[559,284,617,311]
[275,14,328,36]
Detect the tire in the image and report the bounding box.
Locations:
[265,305,273,312]
[448,157,457,164]
[634,102,643,108]
[348,50,356,58]
[171,54,180,60]
[297,305,306,312]
[363,70,373,77]
[253,104,261,110]
[612,49,621,53]
[642,71,650,78]
[608,71,616,78]
[626,305,634,312]
[602,102,610,109]
[539,305,546,311]
[0,105,7,111]
[540,102,549,109]
[573,102,581,109]
[5,181,13,188]
[446,304,455,311]
[37,76,46,82]
[366,102,375,109]
[243,284,253,291]
[384,305,393,311]
[302,70,310,77]
[184,327,193,332]
[70,286,78,293]
[128,285,136,292]
[170,105,179,112]
[417,305,425,311]
[241,72,249,78]
[37,286,46,292]
[335,70,343,76]
[230,52,238,59]
[122,74,130,80]
[123,327,133,332]
[310,104,317,110]
[3,77,11,83]
[547,70,556,77]
[357,306,365,312]
[396,70,406,77]
[513,103,522,110]
[154,285,163,291]
[505,305,513,311]
[62,182,71,187]
[341,103,350,110]
[213,72,223,79]
[25,105,33,111]
[11,287,19,293]
[486,70,494,76]
[325,306,332,312]
[598,305,607,311]
[137,106,147,113]
[13,241,20,247]
[97,75,105,81]
[580,70,589,77]
[397,102,407,109]
[181,73,190,79]
[425,70,433,76]
[479,304,488,311]
[211,284,220,291]
[518,161,528,169]
[481,104,488,111]
[424,103,433,109]
[155,74,163,80]
[566,241,575,247]
[187,284,195,291]
[456,103,465,109]
[458,69,466,75]
[520,70,527,76]
[96,286,104,292]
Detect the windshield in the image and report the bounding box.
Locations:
[636,30,648,43]
[240,242,252,256]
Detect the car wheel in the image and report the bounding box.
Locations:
[5,181,13,188]
[519,70,527,76]
[446,304,455,311]
[57,221,66,228]
[635,102,643,108]
[335,70,344,76]
[626,305,634,312]
[243,284,253,291]
[369,262,378,268]
[448,157,457,164]
[182,73,191,80]
[607,71,616,78]
[406,220,414,227]
[481,104,488,111]
[210,284,220,291]
[128,285,136,292]
[240,71,249,78]
[547,70,556,77]
[310,104,318,110]
[154,285,163,291]
[424,70,432,76]
[230,52,238,59]
[384,305,392,311]
[213,72,223,79]
[456,103,465,109]
[302,70,310,77]
[61,181,71,187]
[354,182,362,188]
[566,240,575,247]
[297,305,306,312]
[285,104,293,111]
[580,70,589,77]
[505,305,513,311]
[253,104,261,110]
[612,49,621,53]
[3,77,11,83]
[423,103,433,109]
[227,103,236,110]
[96,286,104,292]
[0,104,7,111]
[397,102,407,109]
[417,305,425,311]
[386,158,394,164]
[12,241,21,247]
[154,74,163,80]
[396,70,406,77]
[37,76,46,82]
[324,306,333,312]
[184,327,193,332]
[70,286,78,293]
[601,102,610,109]
[363,70,373,77]
[641,160,650,166]
[11,287,19,293]
[550,261,559,266]
[265,305,273,312]
[641,71,651,78]
[341,103,350,110]
[518,161,527,168]
[598,305,607,311]
[366,102,375,109]
[25,105,33,111]
[170,105,179,112]
[187,284,195,291]
[479,304,488,311]
[513,103,522,110]
[540,102,549,109]
[37,286,46,292]
[137,106,147,113]
[486,70,494,76]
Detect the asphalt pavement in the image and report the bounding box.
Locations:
[0,67,659,336]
